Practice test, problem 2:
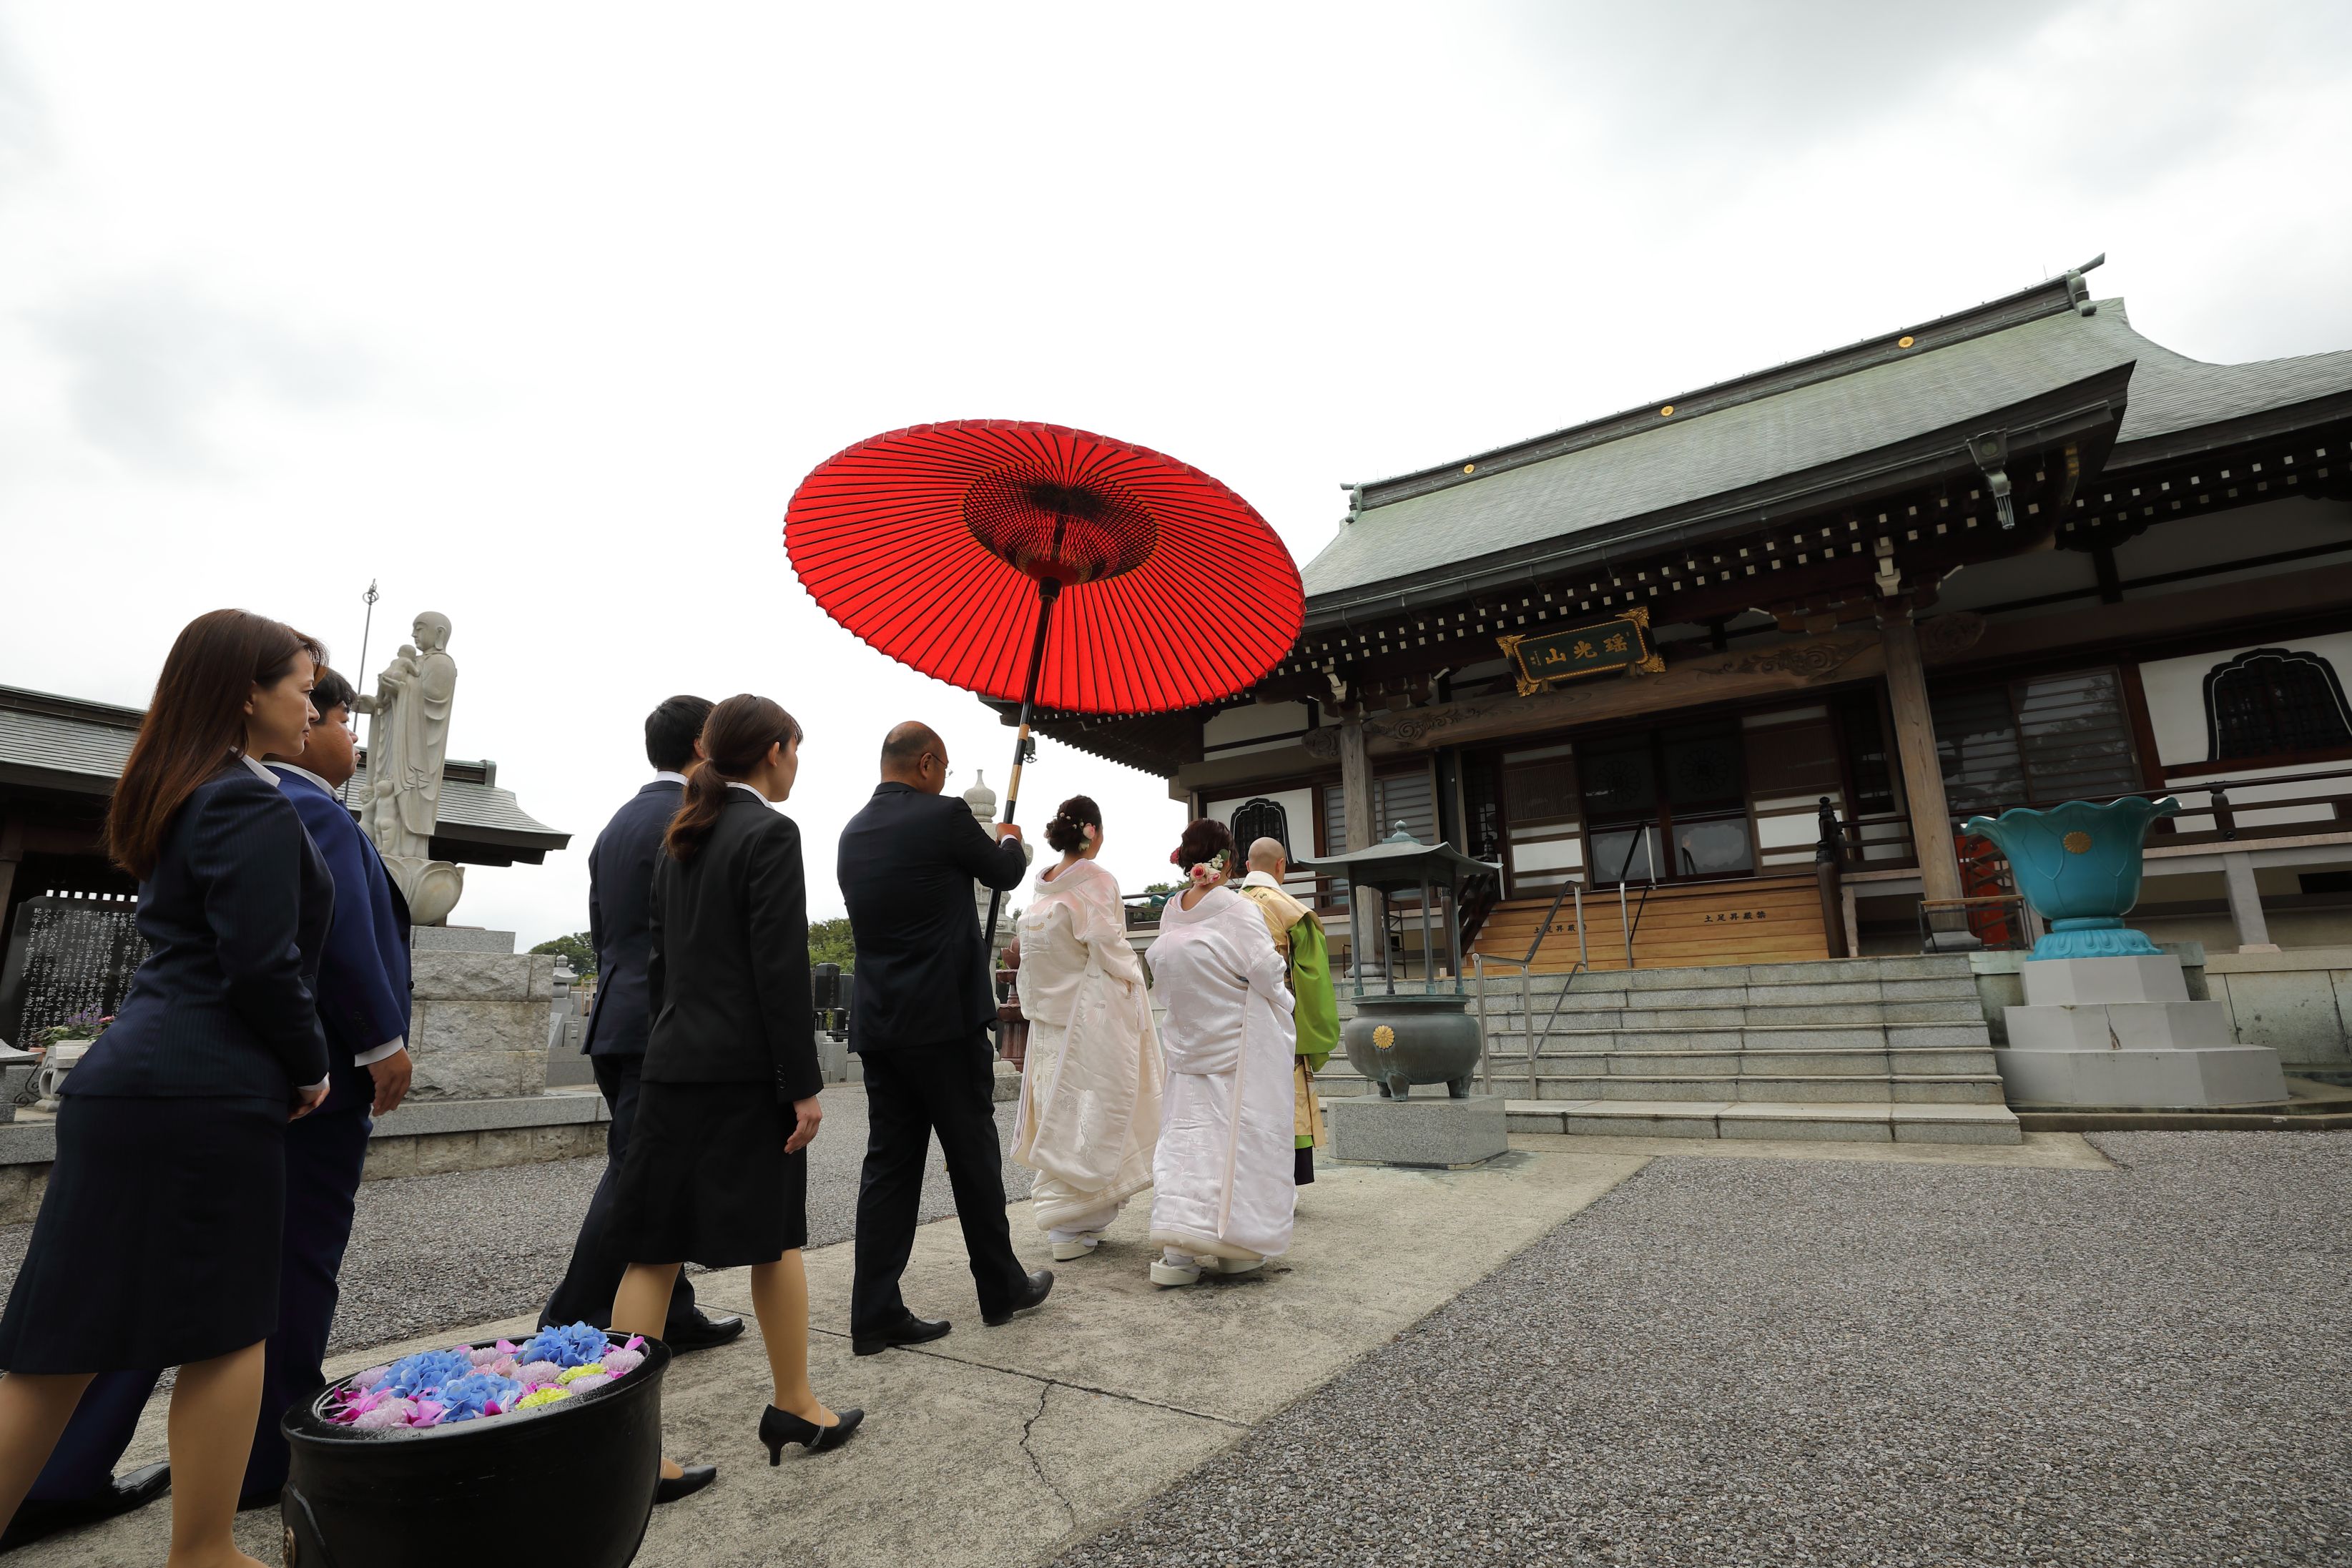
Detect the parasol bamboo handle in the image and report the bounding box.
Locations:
[982,580,1061,960]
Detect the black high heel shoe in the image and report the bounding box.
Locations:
[653,1464,717,1505]
[759,1404,865,1462]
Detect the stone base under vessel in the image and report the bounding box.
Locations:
[1997,954,2287,1110]
[1329,1093,1508,1169]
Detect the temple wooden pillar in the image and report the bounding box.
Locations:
[1337,714,1386,977]
[1879,612,1974,948]
[1339,715,1374,852]
[0,817,20,950]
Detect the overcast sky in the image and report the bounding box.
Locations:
[3,1,2346,947]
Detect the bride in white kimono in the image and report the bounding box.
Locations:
[1145,819,1296,1287]
[1010,797,1163,1262]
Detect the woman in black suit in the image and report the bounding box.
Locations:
[610,694,861,1498]
[0,608,333,1564]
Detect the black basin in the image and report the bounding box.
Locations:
[280,1331,669,1568]
[1342,993,1482,1098]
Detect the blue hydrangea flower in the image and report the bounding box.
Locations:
[375,1348,473,1399]
[518,1323,609,1370]
[431,1371,525,1423]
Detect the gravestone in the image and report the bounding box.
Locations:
[0,894,149,1048]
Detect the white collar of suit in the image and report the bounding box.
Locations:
[727,781,769,802]
[654,769,691,786]
[237,753,282,787]
[267,761,337,795]
[1240,869,1284,889]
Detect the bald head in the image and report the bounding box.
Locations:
[880,721,950,792]
[1248,838,1287,877]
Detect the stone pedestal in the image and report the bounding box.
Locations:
[1994,955,2288,1108]
[1328,1092,1508,1169]
[408,951,556,1100]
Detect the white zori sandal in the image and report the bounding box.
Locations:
[1151,1251,1265,1286]
[1050,1235,1103,1262]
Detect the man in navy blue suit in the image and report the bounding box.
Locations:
[539,696,744,1351]
[1,666,415,1549]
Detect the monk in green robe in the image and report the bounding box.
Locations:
[1236,837,1341,1185]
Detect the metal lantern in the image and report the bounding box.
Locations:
[1302,824,1489,1099]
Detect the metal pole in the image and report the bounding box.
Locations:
[1522,963,1537,1098]
[1417,871,1434,995]
[981,578,1061,954]
[342,579,379,807]
[1354,877,1367,995]
[1473,954,1491,1093]
[1447,876,1465,992]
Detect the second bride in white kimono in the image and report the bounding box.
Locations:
[1145,818,1296,1288]
[1009,796,1163,1262]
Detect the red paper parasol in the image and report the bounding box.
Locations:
[787,419,1304,943]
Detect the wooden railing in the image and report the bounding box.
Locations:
[2152,761,2352,846]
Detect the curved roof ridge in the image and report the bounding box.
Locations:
[1348,272,2083,515]
[2096,299,2352,447]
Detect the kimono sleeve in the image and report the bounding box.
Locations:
[1233,900,1295,1015]
[1073,868,1146,984]
[1287,916,1341,1068]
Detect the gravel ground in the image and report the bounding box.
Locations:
[0,1090,1030,1356]
[1056,1132,2352,1568]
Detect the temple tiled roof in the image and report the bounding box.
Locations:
[0,686,567,853]
[1302,274,2352,608]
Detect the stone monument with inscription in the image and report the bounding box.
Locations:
[353,610,466,926]
[0,893,147,1052]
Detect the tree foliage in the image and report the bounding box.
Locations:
[809,915,855,971]
[529,931,596,976]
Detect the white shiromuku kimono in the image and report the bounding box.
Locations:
[1010,859,1163,1241]
[1146,882,1297,1263]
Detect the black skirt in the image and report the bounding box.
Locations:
[609,1080,807,1268]
[0,1093,286,1374]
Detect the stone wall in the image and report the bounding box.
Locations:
[409,951,556,1100]
[2204,947,2352,1078]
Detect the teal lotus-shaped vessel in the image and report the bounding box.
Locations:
[1961,796,2178,960]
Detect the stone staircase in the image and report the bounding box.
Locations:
[1319,955,2021,1145]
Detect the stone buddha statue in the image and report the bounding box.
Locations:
[355,611,464,924]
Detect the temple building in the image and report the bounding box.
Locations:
[0,682,568,1042]
[1028,262,2352,979]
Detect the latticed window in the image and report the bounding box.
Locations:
[2203,648,2352,761]
[1930,667,2142,817]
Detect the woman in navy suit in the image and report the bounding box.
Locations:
[0,609,334,1566]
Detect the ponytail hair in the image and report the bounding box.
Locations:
[664,694,802,862]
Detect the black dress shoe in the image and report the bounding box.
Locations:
[0,1462,170,1553]
[661,1311,747,1354]
[652,1464,717,1506]
[850,1314,951,1356]
[983,1268,1054,1326]
[759,1404,865,1462]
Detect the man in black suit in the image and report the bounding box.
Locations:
[840,721,1051,1353]
[541,696,744,1350]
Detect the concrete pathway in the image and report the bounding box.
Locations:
[7,1133,2105,1567]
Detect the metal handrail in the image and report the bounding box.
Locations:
[1473,879,1587,1098]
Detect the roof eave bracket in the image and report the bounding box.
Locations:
[1970,430,2017,529]
[2063,252,2105,316]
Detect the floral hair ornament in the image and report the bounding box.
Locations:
[1186,850,1231,885]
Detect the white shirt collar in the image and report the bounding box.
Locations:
[1240,869,1283,889]
[727,781,770,802]
[654,770,691,786]
[238,754,282,787]
[267,761,337,795]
